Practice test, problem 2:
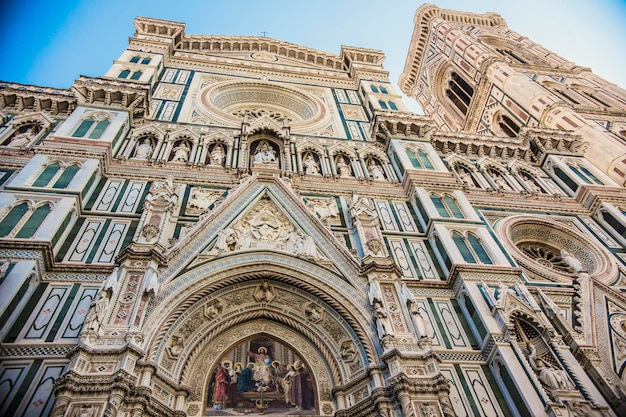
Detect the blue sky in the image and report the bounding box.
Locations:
[1,0,624,113]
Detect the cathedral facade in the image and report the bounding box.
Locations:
[0,5,625,417]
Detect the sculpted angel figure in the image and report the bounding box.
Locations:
[560,249,583,273]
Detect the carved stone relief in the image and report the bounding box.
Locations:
[207,198,323,259]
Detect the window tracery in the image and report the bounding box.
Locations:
[0,201,52,238]
[32,162,81,188]
[451,231,492,264]
[430,194,464,219]
[445,72,474,115]
[71,112,111,139]
[518,242,573,273]
[494,113,520,138]
[406,147,434,169]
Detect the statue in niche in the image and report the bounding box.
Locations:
[520,171,542,193]
[253,140,276,164]
[409,303,430,340]
[526,343,574,391]
[373,300,392,339]
[400,282,430,339]
[78,405,95,417]
[134,138,153,159]
[171,141,190,162]
[8,125,37,147]
[367,158,386,180]
[254,281,275,303]
[490,169,512,191]
[457,166,476,188]
[84,293,109,332]
[335,155,353,177]
[210,143,225,166]
[368,279,382,306]
[303,152,320,175]
[560,249,584,273]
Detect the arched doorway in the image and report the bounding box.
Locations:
[142,256,377,417]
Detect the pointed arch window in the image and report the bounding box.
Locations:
[72,115,111,139]
[118,69,131,79]
[452,232,475,263]
[380,87,388,94]
[496,114,520,137]
[430,194,464,219]
[407,148,434,170]
[446,72,474,115]
[72,119,94,137]
[601,211,626,240]
[370,85,379,93]
[52,164,79,189]
[89,120,110,139]
[580,166,603,184]
[388,101,398,110]
[141,57,151,65]
[130,56,141,63]
[569,164,603,185]
[582,91,610,108]
[15,204,51,238]
[452,231,492,264]
[0,203,29,237]
[468,233,492,264]
[497,48,527,64]
[32,163,61,187]
[130,71,142,80]
[378,100,388,110]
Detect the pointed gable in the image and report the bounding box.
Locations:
[161,175,361,284]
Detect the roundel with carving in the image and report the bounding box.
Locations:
[496,215,618,284]
[196,80,330,133]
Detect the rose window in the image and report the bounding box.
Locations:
[517,243,573,274]
[496,215,618,284]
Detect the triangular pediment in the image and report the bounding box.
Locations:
[162,175,360,282]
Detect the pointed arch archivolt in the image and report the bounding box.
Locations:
[140,253,377,398]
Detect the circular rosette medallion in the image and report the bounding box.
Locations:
[496,215,617,284]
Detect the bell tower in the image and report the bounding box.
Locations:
[400,4,626,185]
